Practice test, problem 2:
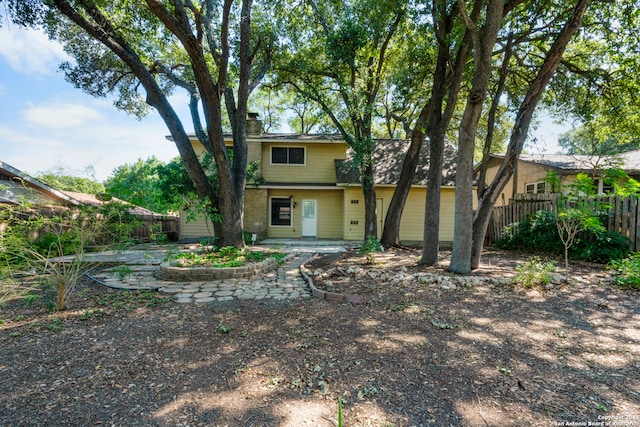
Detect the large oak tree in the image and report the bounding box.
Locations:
[8,0,274,247]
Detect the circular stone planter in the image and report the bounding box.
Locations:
[159,255,286,281]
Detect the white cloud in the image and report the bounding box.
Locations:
[0,27,69,76]
[0,126,64,149]
[22,102,104,129]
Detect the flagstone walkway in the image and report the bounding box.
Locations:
[81,241,350,303]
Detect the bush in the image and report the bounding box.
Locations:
[34,231,81,257]
[573,230,630,263]
[496,210,629,264]
[359,235,383,264]
[608,252,640,290]
[0,204,141,310]
[358,236,383,255]
[513,257,557,289]
[497,211,562,253]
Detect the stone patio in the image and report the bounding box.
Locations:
[75,241,351,303]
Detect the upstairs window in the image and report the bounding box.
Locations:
[595,178,615,196]
[525,181,546,194]
[271,147,305,165]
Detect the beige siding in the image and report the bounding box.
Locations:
[343,186,456,243]
[516,162,552,194]
[484,158,558,204]
[262,143,346,183]
[267,189,344,239]
[483,157,518,205]
[179,208,216,240]
[344,187,365,240]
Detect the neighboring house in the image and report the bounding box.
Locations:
[483,150,640,204]
[61,191,169,219]
[178,117,460,245]
[0,161,78,206]
[1,161,177,240]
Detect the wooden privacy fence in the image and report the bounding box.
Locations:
[131,214,179,242]
[489,193,640,251]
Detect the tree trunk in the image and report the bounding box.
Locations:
[49,0,256,249]
[476,35,512,199]
[380,105,429,247]
[420,0,477,266]
[449,0,504,274]
[362,162,378,239]
[470,0,592,269]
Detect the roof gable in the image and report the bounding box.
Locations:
[0,161,78,206]
[488,151,640,174]
[336,139,457,186]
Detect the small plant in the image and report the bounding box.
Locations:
[608,252,640,289]
[218,323,231,333]
[357,386,380,400]
[497,366,512,375]
[148,223,169,244]
[79,309,104,321]
[109,265,133,280]
[94,290,166,310]
[170,247,285,268]
[387,299,413,312]
[22,292,40,307]
[337,396,343,427]
[513,257,557,289]
[47,318,63,331]
[359,235,383,264]
[429,317,452,329]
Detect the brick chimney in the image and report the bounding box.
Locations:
[246,112,263,136]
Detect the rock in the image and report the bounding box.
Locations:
[550,273,564,284]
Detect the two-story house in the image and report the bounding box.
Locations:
[178,116,459,245]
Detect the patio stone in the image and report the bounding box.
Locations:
[193,291,213,298]
[214,290,234,297]
[86,248,334,305]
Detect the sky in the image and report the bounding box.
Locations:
[0,25,571,184]
[0,25,180,183]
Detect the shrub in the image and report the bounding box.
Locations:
[359,235,383,255]
[169,247,285,268]
[513,257,557,289]
[608,252,640,290]
[0,204,133,310]
[497,211,562,253]
[573,230,630,264]
[34,231,81,257]
[359,235,383,264]
[496,210,629,264]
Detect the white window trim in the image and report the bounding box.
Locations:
[269,146,306,166]
[525,181,547,194]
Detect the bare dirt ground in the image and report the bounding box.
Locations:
[1,248,639,427]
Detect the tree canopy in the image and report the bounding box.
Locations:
[6,0,640,263]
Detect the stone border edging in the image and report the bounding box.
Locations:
[300,254,363,304]
[159,253,294,281]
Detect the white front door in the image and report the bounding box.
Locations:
[301,199,317,237]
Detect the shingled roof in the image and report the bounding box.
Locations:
[61,191,169,218]
[335,139,458,187]
[490,150,640,175]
